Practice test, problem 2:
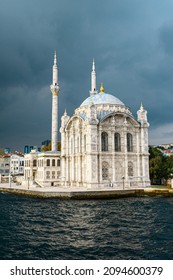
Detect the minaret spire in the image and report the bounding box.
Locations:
[90,59,97,96]
[50,50,60,152]
[52,50,58,86]
[54,50,57,64]
[92,58,95,71]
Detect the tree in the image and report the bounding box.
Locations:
[149,146,173,184]
[42,141,61,151]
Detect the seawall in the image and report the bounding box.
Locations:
[0,185,173,199]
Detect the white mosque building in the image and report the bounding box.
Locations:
[23,53,150,189]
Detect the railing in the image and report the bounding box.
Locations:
[34,180,45,188]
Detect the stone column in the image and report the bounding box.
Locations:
[136,131,140,177]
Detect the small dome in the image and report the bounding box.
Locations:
[80,93,125,107]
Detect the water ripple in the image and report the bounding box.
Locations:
[0,194,173,259]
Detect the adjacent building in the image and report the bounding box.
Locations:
[0,154,10,177]
[10,154,24,176]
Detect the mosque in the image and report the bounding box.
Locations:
[23,52,150,189]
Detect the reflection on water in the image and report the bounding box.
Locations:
[0,193,173,259]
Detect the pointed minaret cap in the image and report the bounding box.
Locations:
[90,58,97,95]
[54,50,57,65]
[64,108,67,116]
[140,102,144,110]
[92,58,95,71]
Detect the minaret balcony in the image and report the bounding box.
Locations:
[50,84,60,94]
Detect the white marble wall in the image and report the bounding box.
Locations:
[60,107,150,189]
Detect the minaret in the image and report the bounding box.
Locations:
[50,50,60,152]
[137,102,148,125]
[90,59,98,96]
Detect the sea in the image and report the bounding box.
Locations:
[0,192,173,260]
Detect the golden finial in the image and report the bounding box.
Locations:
[100,82,104,94]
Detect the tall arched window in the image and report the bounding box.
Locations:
[47,159,50,166]
[52,159,55,166]
[115,133,121,151]
[101,132,108,151]
[127,133,133,152]
[33,160,37,167]
[102,161,109,180]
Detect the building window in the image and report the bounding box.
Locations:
[127,133,133,152]
[47,159,50,166]
[102,161,109,180]
[115,133,121,151]
[128,161,133,177]
[52,171,55,179]
[57,159,60,166]
[46,171,50,179]
[52,159,55,166]
[57,171,60,178]
[101,132,108,151]
[33,160,37,167]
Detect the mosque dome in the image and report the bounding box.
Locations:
[80,82,124,107]
[80,92,125,107]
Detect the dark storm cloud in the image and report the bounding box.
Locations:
[1,0,173,150]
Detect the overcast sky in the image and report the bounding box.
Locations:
[1,0,173,151]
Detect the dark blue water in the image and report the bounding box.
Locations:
[0,193,173,260]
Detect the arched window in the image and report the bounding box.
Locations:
[47,159,50,166]
[115,133,121,151]
[128,161,133,177]
[33,160,37,167]
[52,159,55,166]
[102,161,109,180]
[127,133,133,152]
[57,159,60,166]
[101,132,108,151]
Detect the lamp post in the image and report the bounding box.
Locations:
[9,158,11,188]
[122,176,125,190]
[28,177,29,189]
[9,172,11,188]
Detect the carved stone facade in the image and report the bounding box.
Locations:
[60,90,150,189]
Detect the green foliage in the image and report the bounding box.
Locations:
[149,146,162,159]
[149,146,173,184]
[42,141,61,151]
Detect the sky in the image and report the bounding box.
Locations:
[1,0,173,151]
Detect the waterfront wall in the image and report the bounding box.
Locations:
[1,186,173,199]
